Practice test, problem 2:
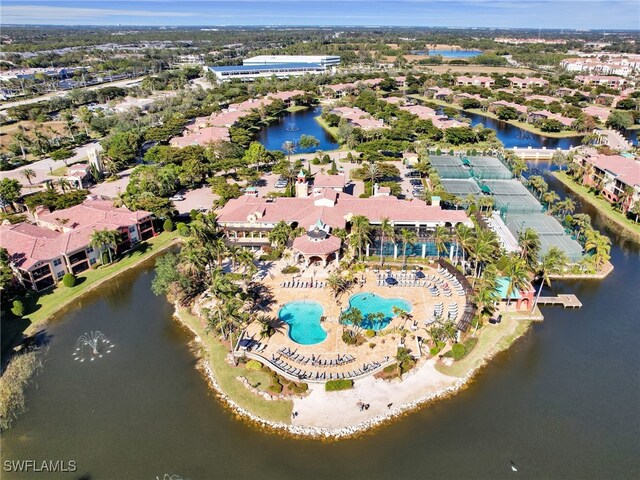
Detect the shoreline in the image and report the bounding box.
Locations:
[173,303,533,440]
[553,171,640,244]
[409,95,583,139]
[21,235,181,338]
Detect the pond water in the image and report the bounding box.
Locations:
[257,107,339,153]
[460,110,584,149]
[623,128,638,146]
[2,166,639,479]
[429,49,482,58]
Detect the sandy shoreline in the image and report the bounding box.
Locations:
[173,304,532,440]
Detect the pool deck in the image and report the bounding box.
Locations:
[241,266,468,381]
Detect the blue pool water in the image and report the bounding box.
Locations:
[345,293,412,331]
[278,301,327,345]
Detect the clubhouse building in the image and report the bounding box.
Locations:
[208,55,340,82]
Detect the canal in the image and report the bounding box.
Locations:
[2,168,638,479]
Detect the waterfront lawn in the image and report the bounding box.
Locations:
[286,105,308,113]
[435,314,532,378]
[1,231,179,355]
[554,171,640,241]
[314,115,340,141]
[177,307,294,424]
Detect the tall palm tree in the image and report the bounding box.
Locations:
[89,229,121,264]
[532,247,568,310]
[503,254,529,312]
[584,230,611,269]
[399,228,417,266]
[454,223,474,264]
[433,225,451,259]
[378,217,395,266]
[57,178,72,192]
[282,141,296,161]
[13,129,29,160]
[364,162,382,191]
[327,272,348,299]
[473,275,501,328]
[20,168,36,185]
[349,215,371,261]
[471,229,498,282]
[518,228,541,269]
[542,191,560,211]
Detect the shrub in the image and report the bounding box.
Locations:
[281,265,300,274]
[11,300,25,317]
[311,158,321,165]
[163,218,174,232]
[0,348,43,430]
[325,379,354,391]
[268,381,283,394]
[365,329,376,338]
[246,360,263,370]
[177,223,190,236]
[383,364,396,374]
[429,341,445,356]
[290,382,309,394]
[62,273,76,288]
[342,331,357,345]
[451,343,466,361]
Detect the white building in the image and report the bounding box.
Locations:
[243,55,340,66]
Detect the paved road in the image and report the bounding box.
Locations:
[0,77,146,111]
[602,129,633,151]
[0,141,101,189]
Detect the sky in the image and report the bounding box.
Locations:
[1,1,639,30]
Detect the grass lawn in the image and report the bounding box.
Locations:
[49,166,69,176]
[177,307,293,424]
[286,105,308,113]
[1,231,180,355]
[553,172,640,242]
[435,314,532,378]
[408,95,582,139]
[314,115,340,140]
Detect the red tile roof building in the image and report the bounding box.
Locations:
[578,153,640,212]
[1,199,155,291]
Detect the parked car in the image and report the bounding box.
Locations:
[410,179,423,186]
[405,171,421,178]
[169,194,185,201]
[274,180,288,188]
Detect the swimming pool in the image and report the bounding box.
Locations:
[278,301,327,345]
[345,293,412,331]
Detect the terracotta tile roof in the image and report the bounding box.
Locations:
[587,154,640,187]
[37,200,152,231]
[217,192,471,230]
[170,126,230,147]
[292,234,341,255]
[268,90,305,101]
[313,174,346,189]
[0,223,64,270]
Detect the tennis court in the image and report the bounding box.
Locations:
[440,179,481,197]
[504,213,584,261]
[430,156,471,179]
[468,156,513,180]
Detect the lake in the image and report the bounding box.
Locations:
[258,107,339,153]
[1,167,639,479]
[411,49,482,58]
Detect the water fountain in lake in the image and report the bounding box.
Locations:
[285,122,300,132]
[73,331,114,362]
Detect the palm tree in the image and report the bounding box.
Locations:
[473,275,500,332]
[20,168,36,185]
[378,217,395,266]
[268,220,292,250]
[349,215,371,261]
[532,247,568,310]
[89,229,121,264]
[327,272,348,299]
[57,178,72,193]
[454,223,474,264]
[503,254,529,312]
[470,229,498,282]
[392,306,412,329]
[13,129,29,160]
[542,191,560,211]
[363,162,382,191]
[399,228,417,266]
[282,141,296,161]
[615,186,634,213]
[433,225,451,259]
[518,228,541,269]
[584,230,611,269]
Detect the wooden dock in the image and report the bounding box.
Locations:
[537,294,582,308]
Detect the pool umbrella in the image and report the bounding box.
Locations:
[385,277,398,286]
[415,271,425,279]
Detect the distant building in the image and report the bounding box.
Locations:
[508,77,549,88]
[577,153,640,212]
[208,55,340,83]
[575,75,629,89]
[456,76,495,88]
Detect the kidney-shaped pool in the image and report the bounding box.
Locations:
[278,300,327,345]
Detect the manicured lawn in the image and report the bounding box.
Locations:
[286,105,308,113]
[314,115,340,140]
[553,171,640,242]
[1,231,180,355]
[49,166,69,176]
[435,314,532,378]
[177,307,293,424]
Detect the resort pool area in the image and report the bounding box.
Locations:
[278,300,327,345]
[346,293,412,331]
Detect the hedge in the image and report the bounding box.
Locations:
[325,379,354,391]
[246,360,262,370]
[11,300,25,317]
[451,343,466,361]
